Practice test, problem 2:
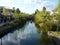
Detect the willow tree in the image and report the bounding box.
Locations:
[35,7,53,32]
[35,7,46,25]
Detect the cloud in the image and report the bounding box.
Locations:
[0,0,12,8]
[36,1,56,11]
[0,0,58,14]
[0,0,11,2]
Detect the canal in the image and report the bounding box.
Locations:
[0,22,54,45]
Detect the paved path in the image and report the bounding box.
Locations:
[48,31,60,45]
[51,36,60,45]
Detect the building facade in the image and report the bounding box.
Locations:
[0,6,14,16]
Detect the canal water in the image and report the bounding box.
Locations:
[0,22,53,45]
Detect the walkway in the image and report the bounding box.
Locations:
[48,31,60,45]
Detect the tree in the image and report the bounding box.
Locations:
[35,7,54,45]
[54,0,60,31]
[35,7,54,32]
[58,0,60,11]
[35,9,39,14]
[16,8,20,14]
[12,7,15,13]
[56,0,60,13]
[43,7,46,11]
[13,8,20,19]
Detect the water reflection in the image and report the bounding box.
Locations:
[0,22,40,45]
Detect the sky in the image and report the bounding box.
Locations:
[0,0,58,14]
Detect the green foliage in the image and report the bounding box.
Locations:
[13,9,29,19]
[8,21,15,25]
[35,4,60,32]
[13,11,20,19]
[35,9,39,14]
[12,8,21,19]
[57,0,60,12]
[35,7,54,32]
[16,8,20,14]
